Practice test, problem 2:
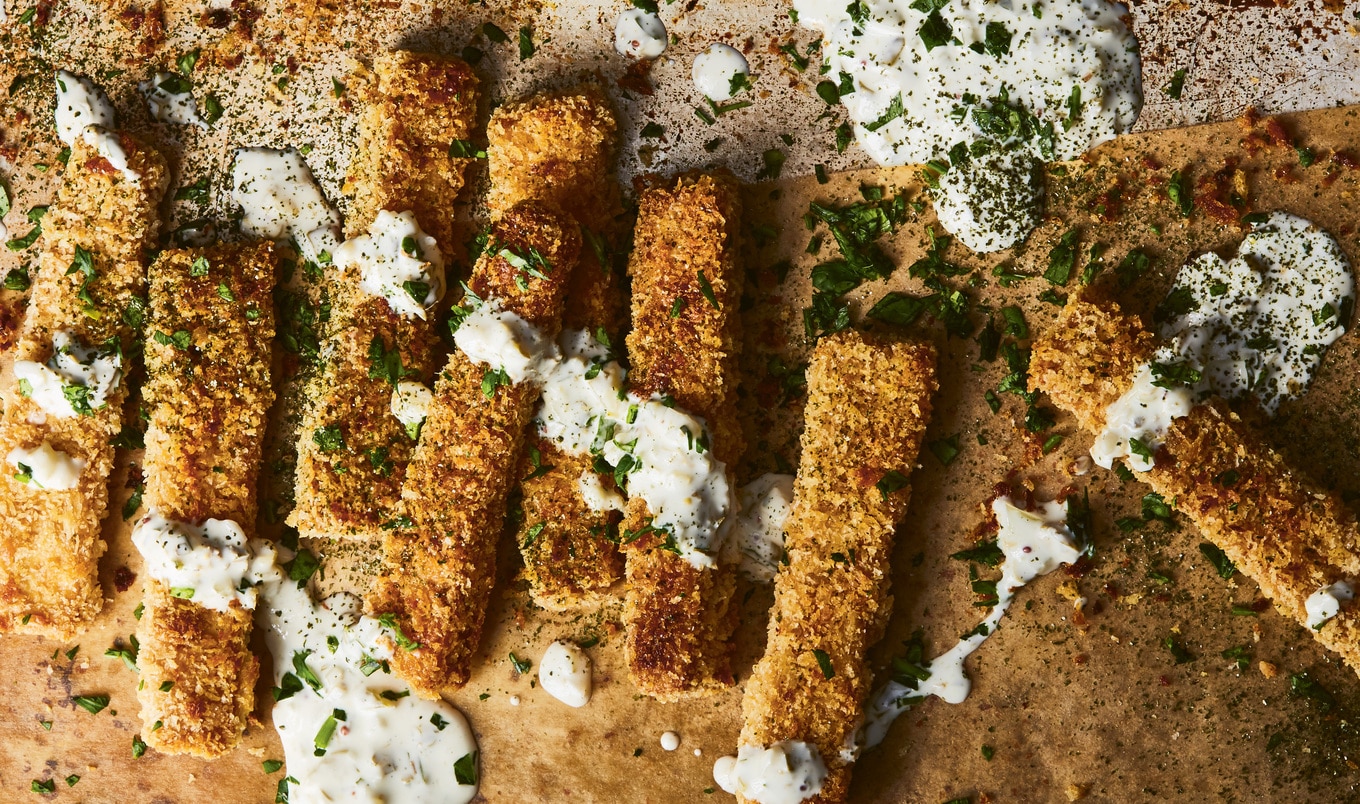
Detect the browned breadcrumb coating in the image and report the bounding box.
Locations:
[1031,293,1360,677]
[345,50,480,249]
[134,243,276,757]
[489,85,629,609]
[135,580,260,758]
[738,330,938,804]
[0,133,167,638]
[291,49,478,540]
[369,201,580,696]
[621,171,746,701]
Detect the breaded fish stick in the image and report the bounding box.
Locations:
[738,330,937,803]
[622,172,746,700]
[0,133,167,637]
[289,51,478,539]
[487,85,627,609]
[1031,293,1360,674]
[134,243,277,758]
[369,202,580,696]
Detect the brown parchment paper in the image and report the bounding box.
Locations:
[3,1,1360,802]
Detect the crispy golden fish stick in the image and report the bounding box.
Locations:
[0,133,167,637]
[487,85,628,609]
[134,243,277,758]
[289,51,478,539]
[1031,293,1360,675]
[622,172,746,701]
[738,331,937,804]
[370,202,580,696]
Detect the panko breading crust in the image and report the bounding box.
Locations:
[134,243,277,758]
[488,85,628,609]
[1031,293,1360,676]
[369,201,580,697]
[0,133,167,637]
[738,330,938,804]
[290,50,479,540]
[621,171,746,701]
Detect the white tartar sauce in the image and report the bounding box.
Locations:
[131,514,273,612]
[452,303,558,386]
[1305,580,1354,631]
[660,731,681,751]
[692,44,750,102]
[13,330,122,420]
[792,0,1140,252]
[615,9,668,59]
[141,72,205,127]
[722,473,795,583]
[538,641,592,708]
[1157,211,1354,416]
[578,470,626,513]
[54,70,139,183]
[712,741,828,804]
[390,381,434,441]
[252,542,480,804]
[230,147,343,266]
[454,321,733,568]
[335,210,444,320]
[858,495,1081,750]
[1089,362,1194,473]
[7,441,84,490]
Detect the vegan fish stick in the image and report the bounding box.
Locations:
[621,171,746,701]
[736,330,938,804]
[1031,293,1360,676]
[0,129,167,638]
[487,85,627,609]
[369,201,580,696]
[132,243,277,758]
[289,51,479,540]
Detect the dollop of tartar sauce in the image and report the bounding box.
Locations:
[712,742,828,804]
[792,0,1140,252]
[722,473,795,583]
[7,441,84,490]
[1089,362,1194,473]
[933,149,1044,254]
[131,514,273,612]
[578,470,626,513]
[1157,212,1355,416]
[335,210,444,320]
[455,322,733,568]
[660,731,681,751]
[858,495,1081,750]
[692,44,750,102]
[230,147,343,266]
[252,542,479,804]
[390,381,434,440]
[13,330,122,420]
[615,8,668,59]
[1305,581,1354,631]
[538,641,592,708]
[140,72,205,127]
[452,303,558,385]
[53,70,140,183]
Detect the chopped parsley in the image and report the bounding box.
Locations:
[454,751,479,786]
[312,424,345,453]
[378,613,421,651]
[812,649,835,679]
[72,694,110,714]
[875,470,910,501]
[1199,542,1236,580]
[1163,68,1187,100]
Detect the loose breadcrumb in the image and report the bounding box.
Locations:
[291,50,479,540]
[489,85,628,610]
[135,243,276,758]
[369,201,580,697]
[621,171,746,701]
[738,330,938,804]
[0,133,167,637]
[1031,293,1360,677]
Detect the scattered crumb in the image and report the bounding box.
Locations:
[1259,661,1279,679]
[1065,782,1088,801]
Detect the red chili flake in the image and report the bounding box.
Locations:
[1159,675,1172,686]
[113,566,137,593]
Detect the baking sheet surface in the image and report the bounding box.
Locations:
[2,1,1360,802]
